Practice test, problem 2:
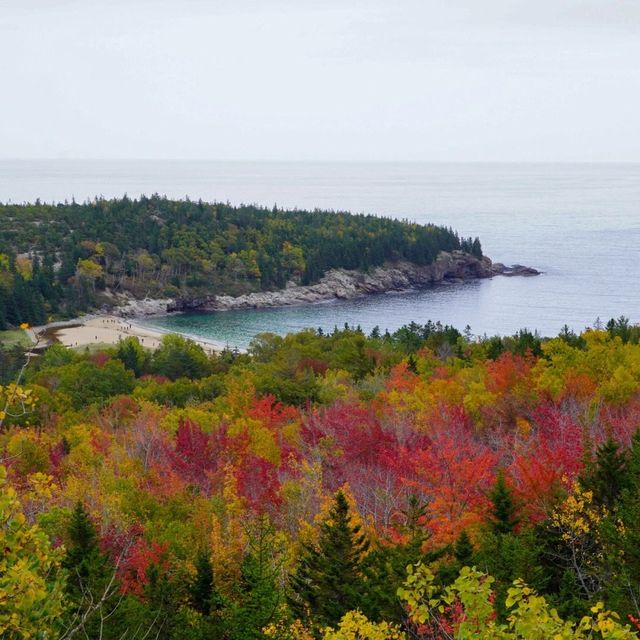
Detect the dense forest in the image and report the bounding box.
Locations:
[0,197,481,327]
[2,317,640,638]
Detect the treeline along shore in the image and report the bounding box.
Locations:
[0,195,538,328]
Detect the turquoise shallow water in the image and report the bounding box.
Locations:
[2,160,639,347]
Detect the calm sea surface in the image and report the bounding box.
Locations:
[1,160,639,348]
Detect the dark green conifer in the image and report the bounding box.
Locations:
[580,438,628,509]
[62,501,119,636]
[63,501,106,594]
[454,529,474,567]
[191,550,214,615]
[360,495,427,623]
[226,517,284,639]
[489,470,519,535]
[626,429,640,490]
[289,490,369,628]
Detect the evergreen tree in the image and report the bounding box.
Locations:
[454,529,475,567]
[600,430,640,614]
[489,470,519,535]
[62,501,118,636]
[580,437,628,509]
[228,552,280,639]
[63,501,107,595]
[289,491,369,628]
[142,562,184,638]
[478,472,535,622]
[226,517,284,639]
[623,429,640,497]
[191,550,214,615]
[0,283,8,330]
[361,495,428,623]
[58,250,77,287]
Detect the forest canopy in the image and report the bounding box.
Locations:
[2,318,640,638]
[0,196,481,327]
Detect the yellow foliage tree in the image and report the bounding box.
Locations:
[0,466,66,639]
[396,563,636,639]
[0,383,37,429]
[322,611,402,640]
[210,465,248,592]
[75,258,103,290]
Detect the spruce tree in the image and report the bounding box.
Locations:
[62,501,118,636]
[191,551,214,615]
[454,529,474,567]
[580,437,628,509]
[289,490,369,628]
[143,562,182,638]
[626,429,640,491]
[603,430,640,613]
[63,501,106,594]
[0,284,7,330]
[229,552,280,639]
[226,517,284,639]
[361,495,427,624]
[489,470,519,535]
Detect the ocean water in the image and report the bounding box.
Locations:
[1,160,639,347]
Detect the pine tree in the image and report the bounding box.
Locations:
[489,470,519,535]
[230,552,280,638]
[62,501,118,635]
[143,562,182,638]
[191,550,214,615]
[361,495,428,624]
[580,438,628,509]
[454,530,474,567]
[0,283,8,330]
[289,490,369,628]
[626,429,640,491]
[603,430,640,613]
[63,501,105,594]
[226,517,284,639]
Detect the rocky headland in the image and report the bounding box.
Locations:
[150,251,539,316]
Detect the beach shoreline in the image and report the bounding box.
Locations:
[29,315,226,355]
[22,254,540,354]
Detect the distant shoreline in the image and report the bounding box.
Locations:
[156,254,540,315]
[25,253,539,353]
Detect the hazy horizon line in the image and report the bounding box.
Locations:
[2,158,640,166]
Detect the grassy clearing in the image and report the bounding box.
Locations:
[0,329,33,348]
[69,342,114,354]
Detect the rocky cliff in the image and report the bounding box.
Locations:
[164,251,539,314]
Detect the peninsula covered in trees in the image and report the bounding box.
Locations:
[0,196,485,327]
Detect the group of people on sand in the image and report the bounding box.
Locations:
[54,316,219,355]
[98,318,151,342]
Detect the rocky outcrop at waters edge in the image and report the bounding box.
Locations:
[160,251,539,314]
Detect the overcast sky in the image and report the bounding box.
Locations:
[1,0,639,162]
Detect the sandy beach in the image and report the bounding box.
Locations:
[32,315,223,355]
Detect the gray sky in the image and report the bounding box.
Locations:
[1,0,639,162]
